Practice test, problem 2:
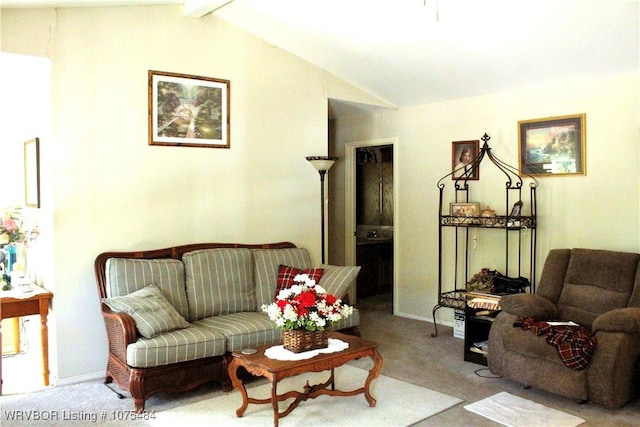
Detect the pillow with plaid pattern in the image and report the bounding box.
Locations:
[276,265,324,297]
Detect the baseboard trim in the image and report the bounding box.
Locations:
[394,310,454,328]
[53,370,105,387]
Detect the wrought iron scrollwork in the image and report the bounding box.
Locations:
[431,133,538,338]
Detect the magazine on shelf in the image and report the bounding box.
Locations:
[467,298,500,310]
[470,340,489,355]
[466,290,502,300]
[466,290,501,310]
[469,346,487,355]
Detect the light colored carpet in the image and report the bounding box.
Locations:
[150,365,463,427]
[464,392,586,427]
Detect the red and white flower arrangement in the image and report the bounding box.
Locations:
[262,274,353,331]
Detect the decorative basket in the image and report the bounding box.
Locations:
[283,329,329,353]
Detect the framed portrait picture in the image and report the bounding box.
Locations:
[24,137,41,208]
[452,140,479,180]
[148,70,230,148]
[450,202,480,217]
[518,113,586,176]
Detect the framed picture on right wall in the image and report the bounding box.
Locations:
[518,113,586,176]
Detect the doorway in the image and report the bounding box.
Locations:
[344,138,397,312]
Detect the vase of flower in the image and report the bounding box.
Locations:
[3,244,17,273]
[262,273,353,353]
[0,207,39,288]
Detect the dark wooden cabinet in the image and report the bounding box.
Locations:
[356,241,393,298]
[464,306,500,366]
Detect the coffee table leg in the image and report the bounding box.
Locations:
[271,378,279,427]
[330,367,335,390]
[228,358,249,417]
[364,349,384,407]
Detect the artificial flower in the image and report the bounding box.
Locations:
[262,273,353,332]
[0,206,39,246]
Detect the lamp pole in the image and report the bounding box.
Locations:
[306,156,338,264]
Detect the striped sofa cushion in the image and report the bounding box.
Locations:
[105,258,189,320]
[126,324,226,368]
[253,248,312,310]
[183,248,255,322]
[195,312,281,352]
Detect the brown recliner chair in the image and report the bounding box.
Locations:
[488,248,640,408]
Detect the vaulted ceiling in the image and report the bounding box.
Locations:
[5,1,640,110]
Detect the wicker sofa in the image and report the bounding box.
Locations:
[94,242,361,413]
[488,248,640,408]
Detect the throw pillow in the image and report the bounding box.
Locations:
[102,284,190,339]
[318,265,362,299]
[252,248,313,311]
[276,265,324,296]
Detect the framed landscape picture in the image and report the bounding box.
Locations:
[518,114,586,176]
[148,70,230,148]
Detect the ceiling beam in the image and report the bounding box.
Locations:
[184,0,234,18]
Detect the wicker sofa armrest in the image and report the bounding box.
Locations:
[102,305,139,361]
[500,293,557,320]
[592,307,640,333]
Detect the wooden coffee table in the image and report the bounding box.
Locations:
[228,331,383,427]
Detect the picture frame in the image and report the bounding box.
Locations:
[518,113,586,176]
[148,70,230,148]
[24,137,40,208]
[450,202,480,217]
[452,140,479,180]
[509,201,523,217]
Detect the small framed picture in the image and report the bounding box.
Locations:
[509,201,523,217]
[149,70,230,148]
[518,113,586,176]
[452,140,479,180]
[450,202,480,217]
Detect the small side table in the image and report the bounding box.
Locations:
[0,285,54,394]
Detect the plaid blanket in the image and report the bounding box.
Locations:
[513,316,597,370]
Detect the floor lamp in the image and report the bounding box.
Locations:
[306,156,338,264]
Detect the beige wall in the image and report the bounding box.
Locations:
[333,71,640,324]
[1,5,385,383]
[0,52,50,205]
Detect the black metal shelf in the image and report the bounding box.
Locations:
[435,289,467,310]
[431,133,538,338]
[440,215,536,230]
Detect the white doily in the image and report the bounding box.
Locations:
[0,284,46,299]
[264,338,349,361]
